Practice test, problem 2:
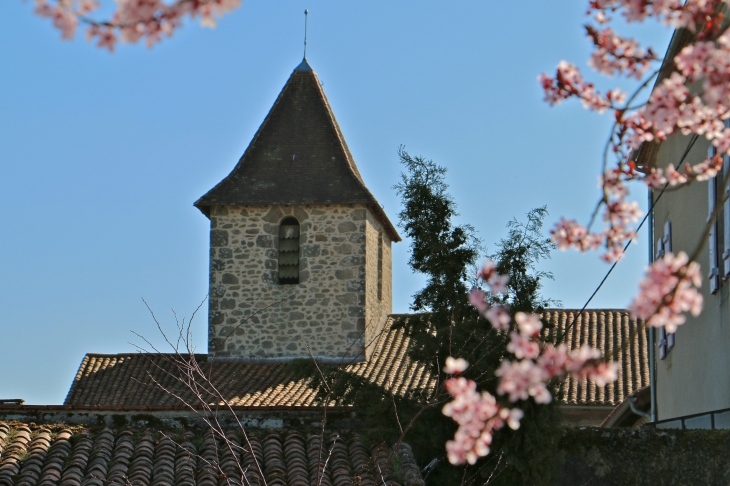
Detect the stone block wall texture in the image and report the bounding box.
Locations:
[207,204,391,359]
[364,209,392,358]
[556,427,730,485]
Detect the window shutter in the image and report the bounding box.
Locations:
[662,221,675,351]
[663,221,672,253]
[278,218,300,285]
[654,222,674,357]
[659,326,668,359]
[723,134,730,278]
[656,226,667,358]
[709,145,720,293]
[656,234,665,259]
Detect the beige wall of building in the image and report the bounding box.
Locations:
[207,203,391,360]
[652,133,730,420]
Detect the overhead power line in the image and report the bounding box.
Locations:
[557,134,699,342]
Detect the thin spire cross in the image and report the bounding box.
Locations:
[303,9,309,60]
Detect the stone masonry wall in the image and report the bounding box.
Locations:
[364,210,392,358]
[208,204,385,359]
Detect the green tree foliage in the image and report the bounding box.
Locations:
[294,149,563,485]
[487,206,560,315]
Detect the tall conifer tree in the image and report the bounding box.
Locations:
[297,148,563,485]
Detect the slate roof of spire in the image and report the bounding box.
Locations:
[63,310,648,409]
[194,60,400,241]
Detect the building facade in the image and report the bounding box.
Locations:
[639,30,730,423]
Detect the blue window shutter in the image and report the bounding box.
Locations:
[662,221,675,351]
[659,326,668,359]
[663,221,672,253]
[722,125,730,279]
[656,235,665,259]
[656,225,669,358]
[709,145,720,294]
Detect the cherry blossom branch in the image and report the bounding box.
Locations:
[445,0,730,469]
[32,0,242,51]
[443,263,619,466]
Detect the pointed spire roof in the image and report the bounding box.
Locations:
[195,62,399,241]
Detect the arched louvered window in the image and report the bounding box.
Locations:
[278,217,300,284]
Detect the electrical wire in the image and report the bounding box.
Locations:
[556,134,700,342]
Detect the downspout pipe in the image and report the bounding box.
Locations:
[630,397,652,420]
[648,188,658,423]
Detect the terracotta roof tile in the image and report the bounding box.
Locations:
[64,310,647,409]
[0,423,424,486]
[64,317,436,409]
[541,309,649,406]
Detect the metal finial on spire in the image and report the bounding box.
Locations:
[303,9,309,60]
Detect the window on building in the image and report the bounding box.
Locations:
[656,220,675,358]
[709,144,722,293]
[377,231,383,301]
[278,217,300,285]
[717,120,730,280]
[708,124,730,289]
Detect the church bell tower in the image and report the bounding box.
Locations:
[194,59,400,361]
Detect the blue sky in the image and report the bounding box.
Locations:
[0,1,672,404]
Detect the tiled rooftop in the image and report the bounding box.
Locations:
[541,309,649,406]
[0,422,424,486]
[64,317,436,408]
[64,310,648,409]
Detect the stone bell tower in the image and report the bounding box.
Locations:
[194,59,400,361]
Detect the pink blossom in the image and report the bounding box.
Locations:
[665,163,689,185]
[444,357,469,375]
[514,312,542,336]
[539,61,613,113]
[628,251,703,332]
[506,332,540,360]
[582,360,620,387]
[468,288,512,331]
[485,305,511,331]
[443,377,507,465]
[605,200,642,225]
[500,407,524,430]
[643,168,668,188]
[691,156,723,181]
[34,2,78,40]
[536,343,569,377]
[477,260,510,294]
[34,0,242,49]
[495,359,551,403]
[551,218,603,252]
[77,0,99,15]
[488,274,509,295]
[468,289,488,314]
[600,245,625,263]
[601,169,630,198]
[586,25,656,79]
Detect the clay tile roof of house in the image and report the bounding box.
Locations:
[193,61,400,242]
[0,421,424,486]
[541,309,649,406]
[63,310,647,409]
